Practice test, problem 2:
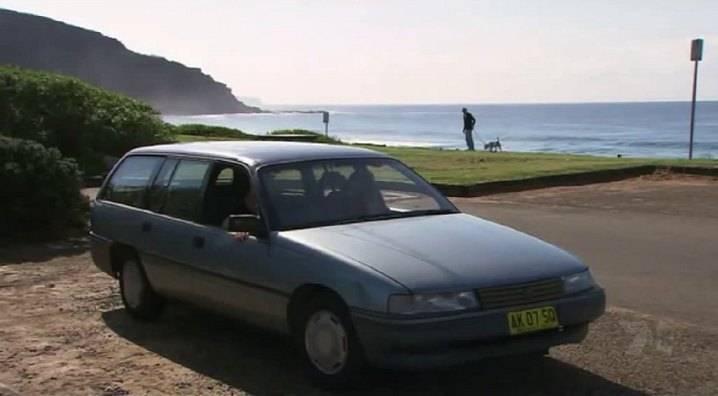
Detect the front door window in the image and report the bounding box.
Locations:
[201,163,253,227]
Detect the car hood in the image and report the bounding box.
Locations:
[280,213,587,292]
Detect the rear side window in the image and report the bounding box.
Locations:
[162,159,212,221]
[102,156,163,208]
[147,158,178,213]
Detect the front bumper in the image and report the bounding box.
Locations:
[351,286,605,370]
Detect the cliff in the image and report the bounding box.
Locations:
[0,9,261,115]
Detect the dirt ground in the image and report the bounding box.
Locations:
[2,175,718,395]
[456,172,718,218]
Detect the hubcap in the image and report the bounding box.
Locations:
[304,310,349,375]
[122,260,144,309]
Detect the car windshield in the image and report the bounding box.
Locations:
[258,158,458,230]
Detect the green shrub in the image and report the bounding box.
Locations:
[267,129,341,144]
[173,123,251,139]
[0,136,89,241]
[0,66,174,175]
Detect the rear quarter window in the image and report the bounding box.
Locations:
[147,158,179,212]
[101,156,163,208]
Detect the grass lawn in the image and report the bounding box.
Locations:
[370,146,717,185]
[173,134,716,185]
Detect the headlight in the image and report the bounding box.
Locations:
[388,291,479,314]
[562,270,596,294]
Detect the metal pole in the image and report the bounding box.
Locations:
[322,111,329,137]
[689,60,699,159]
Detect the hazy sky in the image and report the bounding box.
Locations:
[1,0,717,105]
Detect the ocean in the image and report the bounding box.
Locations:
[164,101,718,159]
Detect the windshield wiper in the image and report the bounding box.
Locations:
[332,209,456,225]
[281,209,457,230]
[397,208,456,218]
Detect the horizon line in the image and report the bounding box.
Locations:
[263,99,718,107]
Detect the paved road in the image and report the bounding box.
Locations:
[453,178,718,329]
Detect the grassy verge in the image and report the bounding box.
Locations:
[172,133,716,185]
[369,146,716,185]
[266,129,340,144]
[172,124,254,140]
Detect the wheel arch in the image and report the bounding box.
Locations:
[109,242,139,278]
[286,284,346,334]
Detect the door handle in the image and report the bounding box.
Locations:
[193,236,205,249]
[141,222,152,233]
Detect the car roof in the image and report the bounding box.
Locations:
[128,141,390,167]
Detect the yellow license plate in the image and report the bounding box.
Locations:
[507,306,559,335]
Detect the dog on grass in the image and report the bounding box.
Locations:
[484,138,502,152]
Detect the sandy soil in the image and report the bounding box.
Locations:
[2,175,717,395]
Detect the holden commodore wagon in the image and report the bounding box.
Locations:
[90,141,605,386]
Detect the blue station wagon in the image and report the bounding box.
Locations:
[90,141,605,386]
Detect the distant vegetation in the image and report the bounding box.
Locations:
[0,66,173,175]
[267,129,319,135]
[267,129,341,144]
[174,128,342,144]
[173,124,253,139]
[0,8,260,115]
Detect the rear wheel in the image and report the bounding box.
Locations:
[295,292,366,388]
[119,255,164,320]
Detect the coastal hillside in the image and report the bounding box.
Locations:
[0,9,260,115]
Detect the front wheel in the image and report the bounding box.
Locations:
[295,292,367,388]
[119,255,164,320]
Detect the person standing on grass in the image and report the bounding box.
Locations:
[462,107,476,151]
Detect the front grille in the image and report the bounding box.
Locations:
[478,278,564,309]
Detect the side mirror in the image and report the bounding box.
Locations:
[226,214,266,237]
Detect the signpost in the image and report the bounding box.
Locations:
[322,111,329,137]
[688,38,703,160]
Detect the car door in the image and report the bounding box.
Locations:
[190,219,286,331]
[141,157,215,302]
[144,159,286,331]
[188,161,287,332]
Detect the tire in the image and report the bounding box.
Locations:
[294,291,367,388]
[536,348,550,356]
[523,348,550,359]
[119,254,164,321]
